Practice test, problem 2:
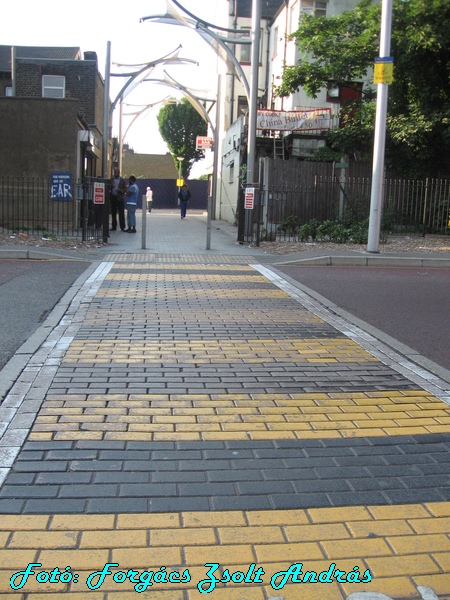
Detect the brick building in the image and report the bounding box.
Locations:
[0,45,106,180]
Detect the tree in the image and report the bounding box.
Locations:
[157,98,207,179]
[275,0,450,178]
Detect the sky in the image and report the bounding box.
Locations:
[4,0,224,175]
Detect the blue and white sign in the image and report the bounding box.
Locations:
[51,172,73,201]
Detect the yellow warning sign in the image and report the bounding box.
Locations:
[374,57,394,84]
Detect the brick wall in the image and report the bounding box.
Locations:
[15,58,99,125]
[0,97,80,177]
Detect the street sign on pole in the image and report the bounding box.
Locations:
[196,136,214,150]
[93,183,105,205]
[367,0,393,253]
[245,187,255,209]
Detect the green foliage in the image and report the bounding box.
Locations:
[276,0,380,99]
[298,219,320,241]
[276,0,450,178]
[293,217,392,244]
[277,215,302,235]
[304,146,343,163]
[157,99,207,179]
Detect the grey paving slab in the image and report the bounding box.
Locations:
[3,436,450,512]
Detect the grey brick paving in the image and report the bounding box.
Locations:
[1,258,448,520]
[3,436,450,512]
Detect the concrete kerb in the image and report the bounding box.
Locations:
[259,263,450,394]
[272,253,450,268]
[0,260,103,403]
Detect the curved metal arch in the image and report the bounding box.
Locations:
[169,0,251,36]
[109,46,198,117]
[140,15,250,101]
[121,95,173,143]
[144,73,216,135]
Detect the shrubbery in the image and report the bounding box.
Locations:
[277,216,391,244]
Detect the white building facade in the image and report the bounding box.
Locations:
[215,0,369,224]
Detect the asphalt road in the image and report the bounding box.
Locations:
[275,265,450,375]
[0,259,92,371]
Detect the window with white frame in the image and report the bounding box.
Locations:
[239,28,251,62]
[272,26,279,58]
[229,160,235,183]
[239,27,263,63]
[42,75,65,98]
[300,0,327,17]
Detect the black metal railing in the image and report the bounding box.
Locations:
[256,176,450,241]
[0,176,110,242]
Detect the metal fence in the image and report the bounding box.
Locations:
[0,176,108,241]
[258,173,450,241]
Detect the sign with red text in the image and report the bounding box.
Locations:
[93,183,105,205]
[196,136,214,150]
[257,108,331,132]
[245,187,255,210]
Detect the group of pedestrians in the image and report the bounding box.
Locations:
[109,168,138,233]
[109,168,192,233]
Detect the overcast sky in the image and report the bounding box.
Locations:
[4,0,222,173]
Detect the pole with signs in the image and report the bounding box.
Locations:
[367,0,393,253]
[244,0,261,243]
[246,0,261,189]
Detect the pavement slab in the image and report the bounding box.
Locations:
[1,226,450,599]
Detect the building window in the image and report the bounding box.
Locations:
[42,75,65,98]
[272,27,279,58]
[240,28,251,63]
[229,161,235,183]
[239,27,263,63]
[300,0,327,17]
[237,96,248,117]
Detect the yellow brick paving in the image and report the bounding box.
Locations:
[3,262,450,599]
[80,309,324,326]
[2,505,450,598]
[28,390,450,442]
[62,338,378,364]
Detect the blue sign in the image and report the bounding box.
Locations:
[51,172,73,201]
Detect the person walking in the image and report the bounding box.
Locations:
[178,184,191,219]
[146,186,153,212]
[110,167,126,231]
[125,175,138,233]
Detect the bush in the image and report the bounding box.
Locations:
[298,219,320,242]
[277,215,302,235]
[295,217,390,244]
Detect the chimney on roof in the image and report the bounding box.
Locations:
[83,51,98,63]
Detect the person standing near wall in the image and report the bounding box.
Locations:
[110,167,126,231]
[178,184,191,219]
[125,175,138,233]
[146,186,153,212]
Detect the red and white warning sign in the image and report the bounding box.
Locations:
[93,182,105,205]
[196,136,214,150]
[245,187,255,209]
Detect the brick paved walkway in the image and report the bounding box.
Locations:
[1,214,450,598]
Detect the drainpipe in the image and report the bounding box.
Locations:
[281,0,289,110]
[11,47,16,96]
[230,0,237,125]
